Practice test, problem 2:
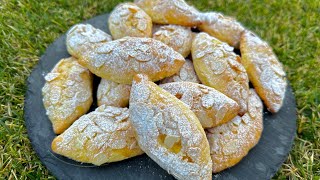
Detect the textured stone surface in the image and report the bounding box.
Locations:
[24,13,297,180]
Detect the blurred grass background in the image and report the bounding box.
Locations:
[0,0,319,179]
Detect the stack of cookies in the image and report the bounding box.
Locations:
[42,0,287,179]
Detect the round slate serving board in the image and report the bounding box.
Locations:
[24,13,297,180]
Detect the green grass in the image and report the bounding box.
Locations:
[0,0,319,179]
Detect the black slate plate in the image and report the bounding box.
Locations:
[24,13,297,180]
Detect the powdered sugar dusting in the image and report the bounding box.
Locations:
[192,32,249,115]
[153,25,193,57]
[66,24,112,58]
[130,75,212,179]
[160,59,200,84]
[129,74,151,103]
[52,105,143,165]
[67,31,185,84]
[42,57,92,132]
[210,60,227,75]
[97,78,131,107]
[109,3,152,39]
[134,0,201,26]
[206,89,263,173]
[240,31,287,113]
[160,82,239,128]
[44,73,60,82]
[198,12,245,48]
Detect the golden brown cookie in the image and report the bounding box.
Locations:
[52,105,144,165]
[97,79,131,107]
[153,25,193,58]
[192,32,249,115]
[67,30,186,84]
[198,12,245,48]
[134,0,201,26]
[42,57,93,134]
[160,82,240,128]
[129,74,212,180]
[159,59,200,84]
[66,24,112,59]
[109,3,152,39]
[240,31,287,113]
[206,89,263,173]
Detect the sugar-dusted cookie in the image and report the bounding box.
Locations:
[109,3,152,39]
[206,89,263,173]
[159,59,200,84]
[97,79,131,107]
[192,32,249,115]
[42,57,93,134]
[240,31,287,113]
[129,74,212,180]
[198,12,245,48]
[67,34,185,84]
[66,24,112,58]
[160,82,239,128]
[52,105,144,165]
[134,0,201,26]
[153,25,193,58]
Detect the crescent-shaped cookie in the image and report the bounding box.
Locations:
[153,25,193,58]
[129,74,212,180]
[159,59,200,84]
[108,3,152,39]
[97,79,131,107]
[206,89,263,173]
[198,12,245,48]
[42,57,93,134]
[51,105,144,165]
[160,82,240,128]
[67,28,186,84]
[134,0,201,26]
[240,31,287,113]
[192,32,249,115]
